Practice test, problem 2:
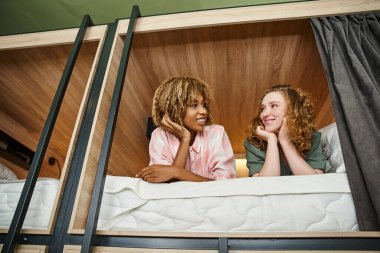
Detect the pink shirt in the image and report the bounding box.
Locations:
[149,125,236,180]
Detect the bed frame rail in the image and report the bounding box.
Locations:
[2,233,380,252]
[46,21,119,253]
[80,5,141,253]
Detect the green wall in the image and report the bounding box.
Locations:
[0,0,305,36]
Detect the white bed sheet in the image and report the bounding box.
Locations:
[0,178,59,230]
[98,173,358,232]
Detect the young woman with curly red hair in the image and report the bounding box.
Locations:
[244,84,326,177]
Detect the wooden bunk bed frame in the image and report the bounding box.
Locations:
[1,0,380,252]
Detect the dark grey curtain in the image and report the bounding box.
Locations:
[311,13,380,231]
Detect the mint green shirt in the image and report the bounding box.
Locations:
[244,131,326,176]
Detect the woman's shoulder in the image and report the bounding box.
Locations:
[152,126,164,135]
[244,139,265,158]
[205,124,225,132]
[151,127,171,139]
[243,139,259,151]
[312,130,322,141]
[151,127,178,144]
[243,138,252,147]
[308,130,322,152]
[202,124,227,141]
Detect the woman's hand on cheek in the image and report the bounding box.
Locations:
[278,117,289,142]
[256,126,277,142]
[161,113,191,142]
[135,165,178,183]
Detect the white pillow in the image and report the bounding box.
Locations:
[0,162,19,181]
[319,122,346,173]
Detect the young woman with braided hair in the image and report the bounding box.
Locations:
[136,77,236,182]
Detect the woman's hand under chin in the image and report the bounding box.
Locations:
[161,113,191,142]
[256,125,277,142]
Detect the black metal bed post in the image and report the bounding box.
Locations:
[0,15,92,253]
[47,21,118,253]
[80,5,141,253]
[218,237,228,253]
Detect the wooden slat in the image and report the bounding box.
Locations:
[0,26,107,50]
[0,245,47,253]
[116,0,380,35]
[1,1,378,48]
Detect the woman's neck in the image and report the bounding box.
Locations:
[189,131,196,146]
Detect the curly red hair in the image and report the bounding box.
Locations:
[247,84,316,155]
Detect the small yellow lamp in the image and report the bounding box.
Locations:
[234,153,248,178]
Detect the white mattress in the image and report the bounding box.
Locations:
[0,174,358,232]
[0,178,59,230]
[98,173,358,232]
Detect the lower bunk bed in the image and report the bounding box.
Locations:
[1,123,378,251]
[2,172,369,252]
[2,172,379,251]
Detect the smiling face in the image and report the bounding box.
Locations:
[183,92,208,136]
[260,91,288,133]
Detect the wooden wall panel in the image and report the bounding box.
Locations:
[0,42,98,178]
[107,18,334,177]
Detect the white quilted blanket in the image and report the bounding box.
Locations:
[98,173,358,232]
[0,178,59,229]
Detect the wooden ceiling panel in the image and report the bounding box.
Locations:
[0,42,98,178]
[108,18,335,176]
